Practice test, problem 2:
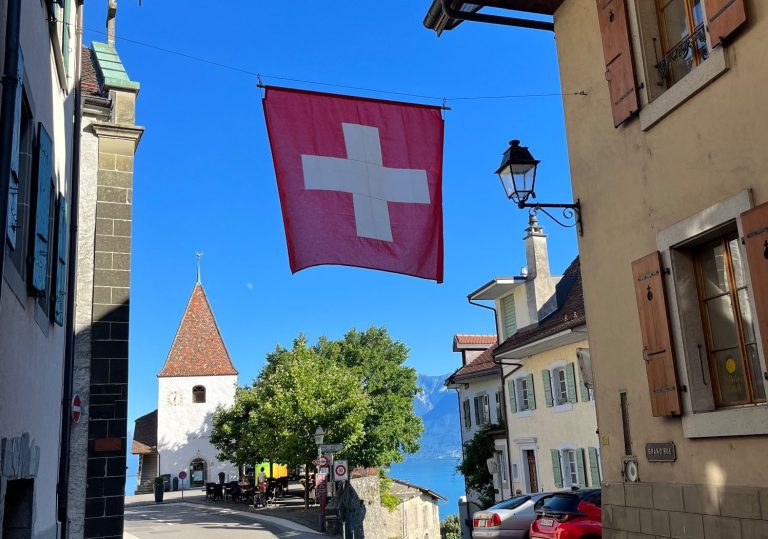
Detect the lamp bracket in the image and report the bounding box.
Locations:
[518,199,582,236]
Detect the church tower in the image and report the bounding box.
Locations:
[156,274,238,486]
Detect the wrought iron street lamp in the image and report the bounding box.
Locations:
[495,140,582,235]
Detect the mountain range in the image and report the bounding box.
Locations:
[412,373,462,459]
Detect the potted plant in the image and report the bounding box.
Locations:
[153,477,165,503]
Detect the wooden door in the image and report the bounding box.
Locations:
[526,451,539,493]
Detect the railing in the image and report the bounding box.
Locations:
[656,24,709,85]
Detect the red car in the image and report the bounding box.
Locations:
[529,489,601,539]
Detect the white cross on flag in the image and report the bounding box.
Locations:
[263,86,444,282]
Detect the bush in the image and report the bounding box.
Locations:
[440,514,461,538]
[378,470,401,512]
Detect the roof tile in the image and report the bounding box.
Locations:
[455,334,497,345]
[449,344,499,380]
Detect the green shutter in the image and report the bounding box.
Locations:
[502,294,517,338]
[542,370,554,407]
[551,449,563,488]
[31,124,53,294]
[53,196,68,325]
[473,396,480,424]
[576,448,587,487]
[579,365,591,402]
[566,363,578,404]
[7,49,24,249]
[526,374,536,410]
[507,379,517,413]
[588,447,601,486]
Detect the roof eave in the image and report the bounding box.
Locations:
[468,277,526,301]
[495,324,588,360]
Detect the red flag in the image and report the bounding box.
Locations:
[263,86,444,283]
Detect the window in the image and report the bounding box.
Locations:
[462,399,471,429]
[694,233,764,406]
[562,449,578,487]
[474,394,490,425]
[516,377,531,412]
[7,92,33,278]
[508,374,536,414]
[653,0,708,88]
[494,390,503,423]
[192,385,206,403]
[496,451,507,482]
[553,368,568,405]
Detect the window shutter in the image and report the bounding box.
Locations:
[542,370,554,407]
[502,294,517,338]
[576,448,587,486]
[588,447,601,486]
[526,373,536,410]
[579,367,591,402]
[507,380,517,413]
[31,124,53,294]
[6,49,24,249]
[484,394,491,424]
[550,449,563,488]
[473,396,480,424]
[631,252,682,417]
[741,202,768,373]
[596,0,639,127]
[463,399,471,428]
[53,195,68,326]
[704,0,747,47]
[566,363,578,404]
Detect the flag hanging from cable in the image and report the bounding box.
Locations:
[263,86,445,283]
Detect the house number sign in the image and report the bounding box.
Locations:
[645,442,676,462]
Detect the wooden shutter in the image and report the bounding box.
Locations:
[473,396,480,424]
[741,202,768,372]
[526,373,536,410]
[704,0,747,47]
[507,380,517,413]
[566,363,578,404]
[596,0,639,127]
[550,450,563,488]
[579,367,591,402]
[542,370,554,407]
[6,50,24,249]
[502,295,517,338]
[53,195,68,326]
[588,447,601,486]
[463,399,471,428]
[31,123,53,294]
[576,448,587,486]
[631,252,682,416]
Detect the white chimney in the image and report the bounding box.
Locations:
[524,213,557,322]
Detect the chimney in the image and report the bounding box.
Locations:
[524,213,556,322]
[107,0,117,45]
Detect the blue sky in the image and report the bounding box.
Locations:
[82,1,577,425]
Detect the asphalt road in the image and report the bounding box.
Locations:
[124,502,322,539]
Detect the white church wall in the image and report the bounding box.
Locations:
[157,375,238,485]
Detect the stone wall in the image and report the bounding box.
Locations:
[603,480,768,539]
[335,475,387,539]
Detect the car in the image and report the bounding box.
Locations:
[472,492,555,538]
[529,488,601,539]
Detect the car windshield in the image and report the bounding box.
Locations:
[540,494,580,513]
[487,495,530,511]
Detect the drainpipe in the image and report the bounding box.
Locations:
[58,2,84,535]
[0,0,22,310]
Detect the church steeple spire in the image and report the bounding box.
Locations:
[196,251,204,284]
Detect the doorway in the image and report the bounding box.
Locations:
[3,479,34,539]
[190,458,207,487]
[524,450,538,493]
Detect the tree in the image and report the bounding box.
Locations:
[211,335,369,504]
[457,424,498,509]
[314,327,423,468]
[440,514,461,539]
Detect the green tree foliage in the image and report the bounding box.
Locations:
[211,336,368,470]
[315,327,423,468]
[378,469,401,512]
[440,514,461,538]
[457,424,498,509]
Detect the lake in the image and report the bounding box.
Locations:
[389,455,465,521]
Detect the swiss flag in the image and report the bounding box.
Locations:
[263,86,444,283]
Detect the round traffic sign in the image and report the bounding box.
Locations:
[316,455,329,467]
[179,471,188,480]
[71,394,82,423]
[334,462,348,478]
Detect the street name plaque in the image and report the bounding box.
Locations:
[645,442,676,462]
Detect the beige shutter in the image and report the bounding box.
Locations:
[631,252,682,417]
[704,0,747,47]
[596,0,639,127]
[741,202,768,373]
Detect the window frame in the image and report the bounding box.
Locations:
[553,367,569,405]
[462,398,472,429]
[561,449,578,487]
[192,385,206,404]
[517,377,530,412]
[653,0,709,89]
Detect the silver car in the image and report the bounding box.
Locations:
[472,493,554,538]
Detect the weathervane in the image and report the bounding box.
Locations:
[196,252,204,284]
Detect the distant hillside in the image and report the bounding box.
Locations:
[412,373,462,459]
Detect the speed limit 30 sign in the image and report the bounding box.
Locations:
[333,460,348,481]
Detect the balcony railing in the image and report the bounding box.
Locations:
[656,24,709,86]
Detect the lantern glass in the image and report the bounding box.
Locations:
[314,426,324,445]
[495,140,539,206]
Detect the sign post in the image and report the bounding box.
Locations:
[316,472,328,531]
[179,470,187,499]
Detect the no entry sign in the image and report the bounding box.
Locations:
[71,394,82,423]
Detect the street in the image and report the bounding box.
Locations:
[124,502,322,539]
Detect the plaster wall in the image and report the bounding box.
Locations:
[457,375,503,440]
[502,339,597,493]
[382,493,441,539]
[554,0,768,489]
[157,375,238,482]
[0,1,76,537]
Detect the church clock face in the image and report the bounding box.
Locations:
[167,391,182,406]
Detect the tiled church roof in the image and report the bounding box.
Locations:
[81,46,102,96]
[157,284,238,377]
